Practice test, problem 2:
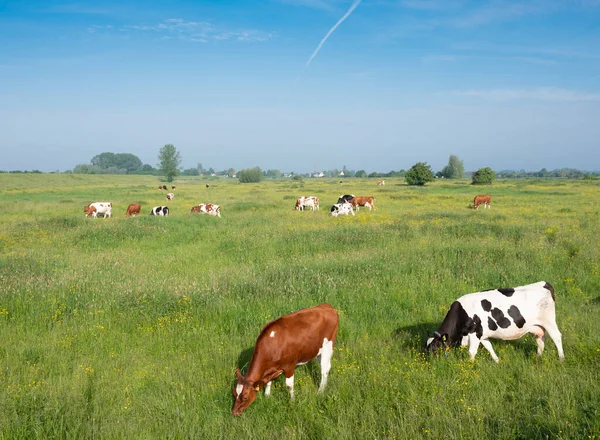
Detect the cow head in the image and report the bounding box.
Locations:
[232,367,260,416]
[425,331,448,354]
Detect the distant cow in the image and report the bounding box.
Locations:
[377,180,385,186]
[330,202,355,217]
[191,203,221,217]
[84,202,112,218]
[348,196,375,211]
[166,193,174,201]
[150,206,169,216]
[232,303,339,416]
[206,184,210,188]
[474,194,491,210]
[426,281,564,362]
[172,186,176,190]
[125,203,141,217]
[337,194,355,204]
[158,185,163,190]
[295,196,319,211]
[162,185,168,190]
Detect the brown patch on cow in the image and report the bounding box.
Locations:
[125,203,141,216]
[474,194,492,209]
[348,196,375,210]
[85,205,97,217]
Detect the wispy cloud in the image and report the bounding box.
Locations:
[297,0,363,82]
[452,87,600,102]
[88,18,274,43]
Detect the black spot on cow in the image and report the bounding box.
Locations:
[544,282,555,302]
[487,317,498,331]
[508,305,526,328]
[330,206,337,213]
[498,288,515,297]
[481,299,492,312]
[473,314,483,339]
[491,308,511,328]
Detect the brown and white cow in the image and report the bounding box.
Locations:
[84,202,112,218]
[232,303,339,416]
[294,196,319,211]
[191,203,221,217]
[125,203,141,216]
[348,196,375,211]
[166,193,174,201]
[377,180,385,186]
[474,194,491,210]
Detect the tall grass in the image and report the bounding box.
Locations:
[0,175,599,439]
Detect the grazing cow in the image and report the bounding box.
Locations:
[295,196,319,211]
[191,203,221,217]
[377,180,385,186]
[162,185,168,190]
[84,202,112,218]
[172,186,176,190]
[206,184,210,188]
[426,281,564,362]
[337,194,355,204]
[166,193,174,201]
[232,303,339,416]
[330,202,355,217]
[125,203,141,217]
[474,194,492,210]
[150,206,169,216]
[348,196,375,211]
[158,185,163,190]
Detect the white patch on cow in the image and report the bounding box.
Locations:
[264,381,272,396]
[269,331,276,338]
[235,384,243,397]
[318,338,333,393]
[426,337,433,347]
[285,375,295,399]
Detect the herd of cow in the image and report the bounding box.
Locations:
[294,194,376,217]
[232,281,564,415]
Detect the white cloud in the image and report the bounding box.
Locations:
[452,87,600,102]
[90,18,274,43]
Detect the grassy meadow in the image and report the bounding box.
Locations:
[0,173,599,439]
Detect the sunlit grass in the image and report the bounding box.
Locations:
[0,174,599,439]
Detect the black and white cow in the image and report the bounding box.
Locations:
[426,281,564,362]
[150,206,169,216]
[337,194,355,204]
[330,202,355,217]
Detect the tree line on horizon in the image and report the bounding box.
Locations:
[3,145,599,184]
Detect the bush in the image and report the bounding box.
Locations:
[472,167,496,185]
[405,162,434,186]
[238,167,264,183]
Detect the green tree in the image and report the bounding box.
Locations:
[405,162,434,186]
[355,170,367,178]
[114,153,142,173]
[91,152,116,169]
[441,154,465,179]
[472,167,496,185]
[238,167,264,183]
[158,144,182,182]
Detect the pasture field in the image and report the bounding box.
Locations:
[0,173,599,439]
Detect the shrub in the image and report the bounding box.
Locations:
[238,167,264,183]
[405,162,434,186]
[472,167,496,185]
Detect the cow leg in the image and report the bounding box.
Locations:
[543,322,565,360]
[285,374,295,399]
[350,208,355,216]
[529,326,545,356]
[468,337,481,360]
[480,339,499,363]
[318,338,334,393]
[264,381,272,397]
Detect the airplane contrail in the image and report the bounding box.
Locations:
[295,0,363,83]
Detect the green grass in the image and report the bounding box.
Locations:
[0,174,599,439]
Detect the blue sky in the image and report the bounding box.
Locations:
[1,0,599,172]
